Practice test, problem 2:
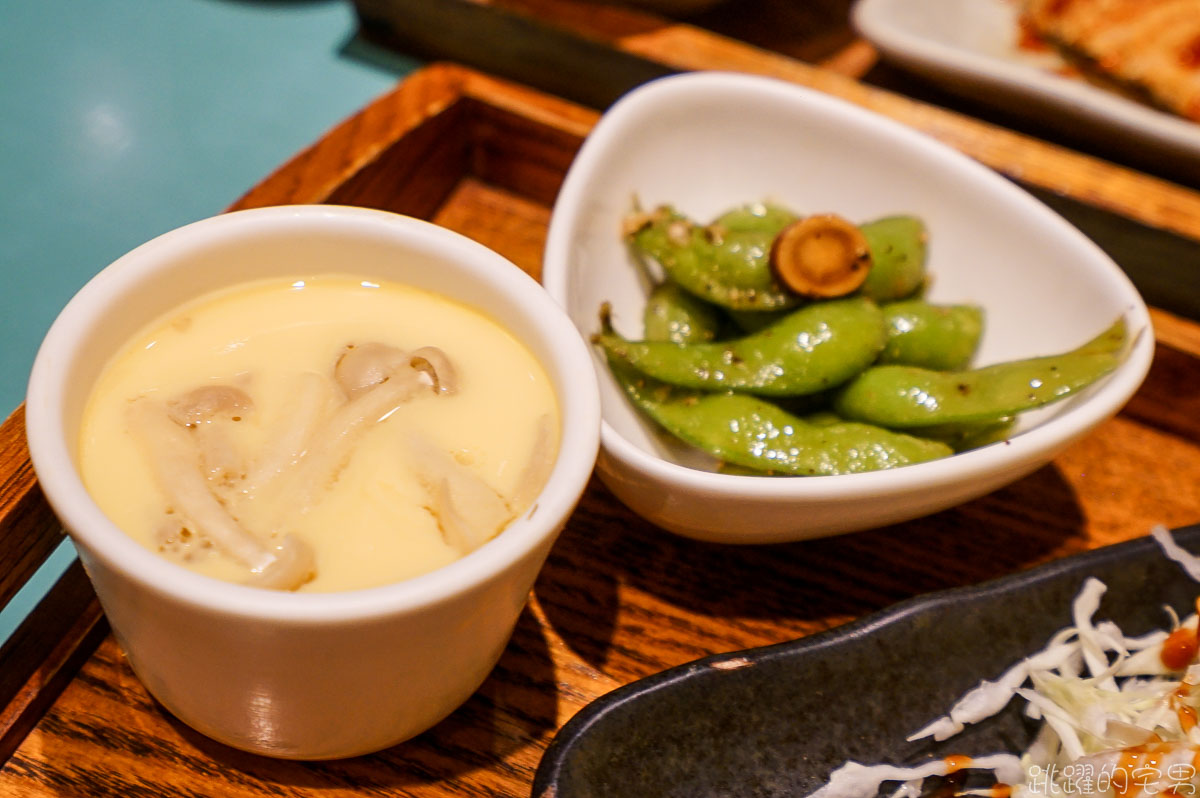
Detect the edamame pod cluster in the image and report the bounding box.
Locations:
[599,201,1130,476]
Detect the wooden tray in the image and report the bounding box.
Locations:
[349,0,1200,322]
[349,0,1200,185]
[2,62,1200,797]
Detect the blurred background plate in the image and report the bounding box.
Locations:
[853,0,1200,173]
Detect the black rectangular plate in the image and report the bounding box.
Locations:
[533,525,1200,798]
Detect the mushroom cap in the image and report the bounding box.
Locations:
[166,385,255,427]
[409,346,457,395]
[334,342,409,399]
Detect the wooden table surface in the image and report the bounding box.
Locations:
[3,5,1200,796]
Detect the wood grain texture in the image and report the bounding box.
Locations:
[0,408,63,616]
[353,0,1200,226]
[0,562,106,765]
[351,2,1200,322]
[2,63,1200,797]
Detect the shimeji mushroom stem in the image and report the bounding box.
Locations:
[126,342,465,589]
[406,413,557,555]
[405,430,512,556]
[241,371,330,496]
[127,399,314,589]
[259,349,455,527]
[508,413,556,515]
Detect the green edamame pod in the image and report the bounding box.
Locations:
[806,410,1013,454]
[880,300,984,371]
[626,204,801,311]
[643,281,725,345]
[1074,318,1129,355]
[833,317,1128,428]
[597,296,886,397]
[800,411,844,427]
[714,203,798,233]
[860,216,928,302]
[727,307,790,334]
[912,418,1017,452]
[609,360,953,475]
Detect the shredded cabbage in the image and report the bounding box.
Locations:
[809,526,1200,798]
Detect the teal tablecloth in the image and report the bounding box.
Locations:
[0,0,417,643]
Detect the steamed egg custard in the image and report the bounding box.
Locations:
[78,275,560,593]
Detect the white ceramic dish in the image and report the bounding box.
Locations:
[852,0,1200,170]
[25,205,601,759]
[542,71,1153,545]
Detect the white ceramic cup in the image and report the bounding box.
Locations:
[25,205,600,759]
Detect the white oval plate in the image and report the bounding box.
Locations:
[542,71,1153,544]
[853,0,1200,171]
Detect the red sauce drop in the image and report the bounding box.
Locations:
[1172,684,1197,733]
[944,754,973,774]
[1178,703,1197,733]
[1114,751,1134,798]
[1161,626,1199,671]
[1047,0,1074,16]
[1114,744,1174,798]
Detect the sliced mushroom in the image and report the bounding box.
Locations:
[241,371,331,496]
[260,363,435,527]
[508,413,558,516]
[166,384,254,427]
[406,431,512,556]
[770,213,872,298]
[127,399,313,591]
[166,384,255,491]
[334,342,408,399]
